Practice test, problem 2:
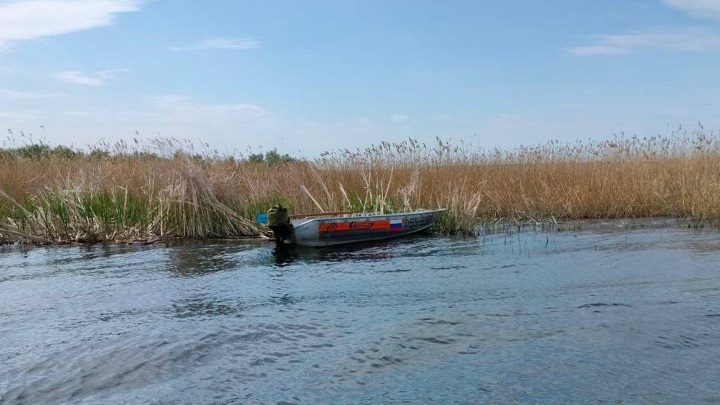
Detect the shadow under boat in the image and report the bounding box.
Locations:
[270,232,435,267]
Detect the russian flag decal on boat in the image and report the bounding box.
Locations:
[390,218,403,231]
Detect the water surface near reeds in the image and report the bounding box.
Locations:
[1,223,720,404]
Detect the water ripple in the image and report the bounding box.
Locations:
[2,228,720,403]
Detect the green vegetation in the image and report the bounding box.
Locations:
[247,149,296,165]
[1,126,719,244]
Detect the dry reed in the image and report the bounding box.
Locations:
[1,126,719,244]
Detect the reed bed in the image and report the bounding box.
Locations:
[1,127,719,244]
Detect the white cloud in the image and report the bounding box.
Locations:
[55,69,128,86]
[391,114,409,123]
[569,27,720,55]
[169,37,261,51]
[664,0,720,20]
[0,89,63,99]
[0,0,141,50]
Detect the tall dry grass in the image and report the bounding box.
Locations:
[1,127,719,244]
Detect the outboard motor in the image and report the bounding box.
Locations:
[267,204,293,245]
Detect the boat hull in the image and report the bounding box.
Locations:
[287,209,445,247]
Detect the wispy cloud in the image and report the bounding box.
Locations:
[488,113,523,126]
[55,69,128,86]
[432,114,453,122]
[169,37,261,51]
[0,89,63,99]
[0,111,41,121]
[0,0,141,50]
[147,94,268,120]
[391,114,409,123]
[569,27,720,55]
[664,0,720,20]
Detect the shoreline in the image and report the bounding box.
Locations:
[2,216,717,247]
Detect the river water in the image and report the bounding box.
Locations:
[1,223,720,404]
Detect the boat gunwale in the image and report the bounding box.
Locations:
[290,208,446,227]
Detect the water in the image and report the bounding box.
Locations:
[1,224,720,404]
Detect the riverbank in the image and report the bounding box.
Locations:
[1,130,719,244]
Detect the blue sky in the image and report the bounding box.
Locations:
[1,0,720,157]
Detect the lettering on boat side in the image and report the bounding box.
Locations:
[318,220,393,233]
[403,215,432,229]
[355,221,376,229]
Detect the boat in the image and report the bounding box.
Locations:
[261,205,445,247]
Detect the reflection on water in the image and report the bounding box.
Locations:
[272,245,299,267]
[2,225,720,404]
[166,240,251,276]
[271,235,431,267]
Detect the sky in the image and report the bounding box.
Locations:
[1,0,720,157]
